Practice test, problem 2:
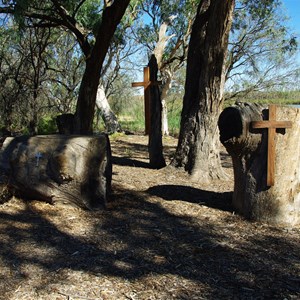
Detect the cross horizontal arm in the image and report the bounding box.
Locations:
[252,121,293,129]
[131,81,162,88]
[132,82,148,87]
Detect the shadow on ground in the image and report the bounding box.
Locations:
[147,185,233,212]
[112,156,151,168]
[0,184,299,299]
[111,139,176,168]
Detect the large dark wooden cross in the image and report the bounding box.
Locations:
[251,104,292,186]
[132,66,162,135]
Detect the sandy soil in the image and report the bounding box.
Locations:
[0,133,299,299]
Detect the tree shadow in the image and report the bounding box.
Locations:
[147,184,233,212]
[0,186,299,298]
[112,156,151,168]
[111,139,176,168]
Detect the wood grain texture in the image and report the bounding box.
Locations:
[251,105,292,186]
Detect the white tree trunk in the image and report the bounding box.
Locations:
[95,85,121,133]
[153,19,176,136]
[160,71,173,136]
[162,99,169,136]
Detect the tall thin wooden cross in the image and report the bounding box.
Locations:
[251,104,292,186]
[132,66,162,135]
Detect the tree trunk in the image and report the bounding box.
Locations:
[171,0,235,183]
[153,20,175,136]
[218,103,300,226]
[73,0,130,134]
[161,99,169,136]
[148,55,166,169]
[73,59,99,134]
[56,113,75,134]
[0,135,112,209]
[160,70,172,136]
[95,84,121,133]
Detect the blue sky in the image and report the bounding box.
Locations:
[282,0,300,63]
[283,0,300,32]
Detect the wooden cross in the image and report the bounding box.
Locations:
[251,104,292,186]
[132,66,162,135]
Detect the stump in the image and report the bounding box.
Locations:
[56,113,75,134]
[218,102,300,226]
[0,134,112,209]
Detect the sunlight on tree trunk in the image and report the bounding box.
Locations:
[95,85,121,133]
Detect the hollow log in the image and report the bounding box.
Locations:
[0,134,112,209]
[218,102,300,226]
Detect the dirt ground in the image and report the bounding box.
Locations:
[0,133,299,300]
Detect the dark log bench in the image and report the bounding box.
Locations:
[0,134,112,209]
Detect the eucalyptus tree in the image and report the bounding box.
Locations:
[170,0,298,183]
[95,22,141,133]
[0,24,19,130]
[170,0,235,182]
[0,0,131,134]
[0,21,52,133]
[132,0,298,138]
[46,31,84,115]
[226,0,299,99]
[133,0,198,135]
[20,27,52,135]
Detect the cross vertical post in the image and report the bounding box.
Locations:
[267,105,276,186]
[251,104,292,186]
[143,66,151,135]
[132,66,161,135]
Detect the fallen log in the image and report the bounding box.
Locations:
[218,102,300,226]
[0,134,112,209]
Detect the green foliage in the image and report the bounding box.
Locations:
[37,116,58,134]
[135,0,198,55]
[114,92,183,136]
[1,0,299,136]
[227,0,299,97]
[117,95,145,133]
[225,90,300,107]
[74,0,103,35]
[165,93,182,136]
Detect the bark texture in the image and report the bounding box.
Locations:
[171,0,235,183]
[0,135,112,209]
[148,55,166,169]
[218,102,300,226]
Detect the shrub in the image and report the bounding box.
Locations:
[38,116,58,134]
